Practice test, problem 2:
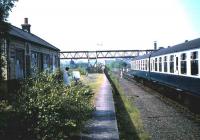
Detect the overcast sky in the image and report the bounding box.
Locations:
[8,0,200,51]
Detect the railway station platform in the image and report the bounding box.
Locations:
[81,74,119,140]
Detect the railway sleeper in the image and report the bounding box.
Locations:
[124,74,200,114]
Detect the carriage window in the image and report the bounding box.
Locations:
[142,60,144,70]
[191,51,198,75]
[145,60,148,70]
[146,59,149,71]
[159,57,162,72]
[150,60,152,71]
[153,60,155,71]
[141,60,143,70]
[139,61,140,70]
[176,56,178,71]
[181,53,187,74]
[137,61,138,70]
[170,55,174,73]
[143,60,145,70]
[139,61,141,70]
[155,58,158,71]
[164,56,167,72]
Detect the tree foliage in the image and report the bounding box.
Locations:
[0,71,94,139]
[0,0,17,38]
[0,0,17,81]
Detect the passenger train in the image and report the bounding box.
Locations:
[130,38,200,98]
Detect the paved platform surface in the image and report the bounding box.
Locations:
[81,74,119,140]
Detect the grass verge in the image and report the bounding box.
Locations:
[106,71,150,140]
[81,73,104,103]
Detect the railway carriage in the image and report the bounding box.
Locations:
[130,38,200,97]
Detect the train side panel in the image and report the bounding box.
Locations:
[150,72,200,97]
[130,70,150,80]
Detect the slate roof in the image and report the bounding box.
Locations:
[133,38,200,60]
[9,25,60,51]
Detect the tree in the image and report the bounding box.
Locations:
[0,0,17,81]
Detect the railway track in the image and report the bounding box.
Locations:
[123,72,200,114]
[113,71,200,140]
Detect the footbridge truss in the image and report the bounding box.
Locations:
[60,50,154,59]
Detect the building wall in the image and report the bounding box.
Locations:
[6,37,60,80]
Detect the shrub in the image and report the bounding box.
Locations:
[17,71,94,139]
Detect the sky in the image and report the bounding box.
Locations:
[8,0,200,51]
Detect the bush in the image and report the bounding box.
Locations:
[17,71,94,139]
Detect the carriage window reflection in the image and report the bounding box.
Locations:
[170,55,174,73]
[145,59,148,70]
[155,58,158,71]
[181,53,187,74]
[164,56,167,72]
[159,57,162,72]
[191,51,198,75]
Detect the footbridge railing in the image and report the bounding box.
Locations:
[60,50,154,59]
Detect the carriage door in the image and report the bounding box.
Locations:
[175,56,179,75]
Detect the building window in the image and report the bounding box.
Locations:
[31,51,39,74]
[181,53,187,74]
[191,51,198,75]
[16,49,25,79]
[170,55,174,73]
[159,57,162,72]
[155,58,158,71]
[43,54,50,72]
[164,56,167,72]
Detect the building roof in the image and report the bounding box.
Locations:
[9,25,60,51]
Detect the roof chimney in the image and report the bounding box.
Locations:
[154,41,157,50]
[21,18,31,33]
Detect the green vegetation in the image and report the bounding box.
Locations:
[106,59,128,69]
[105,67,150,140]
[0,0,17,93]
[0,70,94,139]
[82,74,104,105]
[82,74,104,93]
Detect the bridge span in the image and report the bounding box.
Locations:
[60,49,154,59]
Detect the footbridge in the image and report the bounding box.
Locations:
[60,49,154,59]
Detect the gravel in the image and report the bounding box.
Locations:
[115,74,200,140]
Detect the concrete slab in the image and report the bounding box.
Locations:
[81,74,119,140]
